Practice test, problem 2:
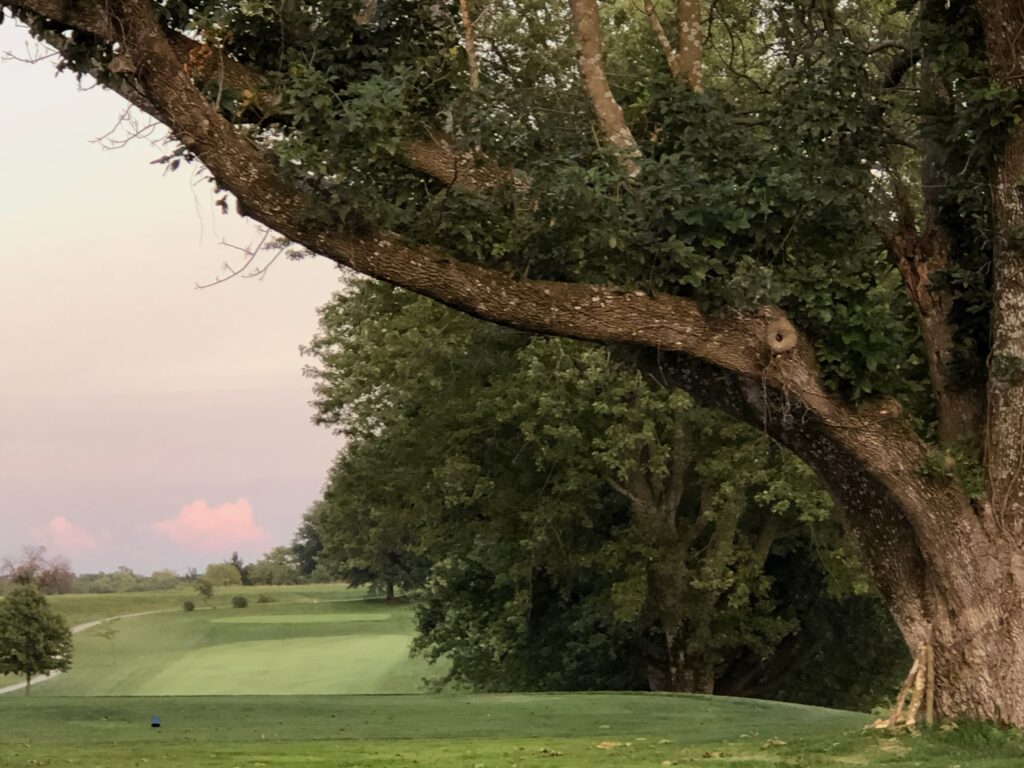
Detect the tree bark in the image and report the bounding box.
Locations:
[883,172,984,447]
[568,0,641,174]
[676,0,703,90]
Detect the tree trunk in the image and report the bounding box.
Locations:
[385,579,395,603]
[670,651,714,694]
[926,550,1024,724]
[24,674,31,697]
[648,640,715,693]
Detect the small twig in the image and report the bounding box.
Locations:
[195,229,285,289]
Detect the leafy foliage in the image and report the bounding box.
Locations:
[0,585,73,691]
[304,281,905,699]
[247,548,303,586]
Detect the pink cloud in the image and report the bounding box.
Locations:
[32,516,100,555]
[153,498,271,555]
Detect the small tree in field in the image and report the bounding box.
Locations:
[0,585,73,695]
[194,579,214,602]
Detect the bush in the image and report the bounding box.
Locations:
[183,600,195,612]
[256,594,274,604]
[231,596,248,608]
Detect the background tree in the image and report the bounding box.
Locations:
[228,552,252,586]
[203,563,243,587]
[6,0,1024,723]
[73,567,185,593]
[0,585,73,695]
[1,546,76,594]
[292,507,327,581]
[247,547,303,586]
[194,579,214,602]
[306,282,906,702]
[317,456,431,603]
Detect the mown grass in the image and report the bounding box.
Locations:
[31,593,438,695]
[1,693,1022,767]
[1,584,377,690]
[47,583,370,627]
[0,692,864,766]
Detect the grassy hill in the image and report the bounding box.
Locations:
[2,692,1023,767]
[0,692,873,767]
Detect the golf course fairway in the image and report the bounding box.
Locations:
[27,590,438,696]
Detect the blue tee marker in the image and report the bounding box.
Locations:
[151,716,161,728]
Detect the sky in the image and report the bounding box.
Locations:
[0,21,345,574]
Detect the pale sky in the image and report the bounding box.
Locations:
[0,21,344,573]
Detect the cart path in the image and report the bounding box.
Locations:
[0,610,165,695]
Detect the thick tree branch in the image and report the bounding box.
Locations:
[640,0,704,89]
[661,425,691,526]
[642,0,685,84]
[4,0,513,194]
[568,0,641,174]
[676,0,703,90]
[881,175,984,446]
[458,0,480,91]
[751,514,782,570]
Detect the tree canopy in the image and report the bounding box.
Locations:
[0,585,73,694]
[306,281,906,705]
[4,0,1024,725]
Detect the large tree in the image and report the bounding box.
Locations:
[307,282,905,702]
[4,0,1024,723]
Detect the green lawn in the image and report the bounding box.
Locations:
[1,692,1022,767]
[4,588,1024,766]
[28,593,438,696]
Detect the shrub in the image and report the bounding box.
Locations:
[231,596,248,608]
[256,594,274,604]
[183,600,195,612]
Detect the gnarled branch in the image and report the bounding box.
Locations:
[5,0,511,194]
[880,174,983,446]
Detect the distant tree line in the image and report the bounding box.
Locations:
[295,282,909,709]
[1,546,317,596]
[0,547,75,595]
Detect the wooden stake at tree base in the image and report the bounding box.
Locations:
[871,643,937,732]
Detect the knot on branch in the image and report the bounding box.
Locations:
[764,318,797,355]
[108,53,136,74]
